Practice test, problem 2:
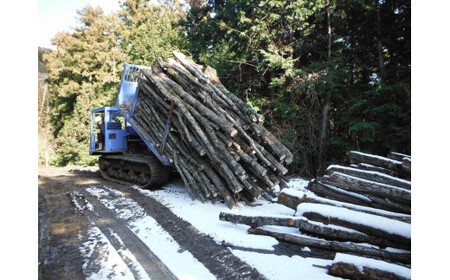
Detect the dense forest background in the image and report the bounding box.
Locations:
[38,0,410,178]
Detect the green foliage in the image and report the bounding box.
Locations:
[127,9,187,65]
[119,0,188,65]
[184,0,410,176]
[38,47,50,73]
[44,1,188,166]
[44,6,125,166]
[44,0,410,177]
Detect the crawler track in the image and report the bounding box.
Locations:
[98,154,172,188]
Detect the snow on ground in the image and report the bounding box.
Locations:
[108,230,152,280]
[79,224,134,280]
[285,177,311,190]
[138,177,411,280]
[136,178,352,280]
[231,249,337,280]
[75,176,410,280]
[133,181,289,251]
[86,185,216,280]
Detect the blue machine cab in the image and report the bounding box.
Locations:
[89,63,174,188]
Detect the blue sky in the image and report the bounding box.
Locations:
[39,0,121,49]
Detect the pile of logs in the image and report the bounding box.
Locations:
[220,151,411,280]
[125,51,293,209]
[303,151,411,216]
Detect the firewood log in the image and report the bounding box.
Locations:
[325,262,410,280]
[326,165,411,190]
[348,151,403,171]
[248,227,410,264]
[327,172,411,205]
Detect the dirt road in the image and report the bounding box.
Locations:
[38,166,267,279]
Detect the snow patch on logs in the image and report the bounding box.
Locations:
[280,188,410,221]
[295,203,411,239]
[332,253,411,279]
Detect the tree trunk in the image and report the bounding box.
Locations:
[317,3,333,174]
[328,172,411,205]
[278,188,410,223]
[327,262,409,280]
[219,212,301,228]
[387,152,411,162]
[297,205,411,249]
[248,227,410,264]
[376,0,386,81]
[326,165,411,190]
[348,151,403,173]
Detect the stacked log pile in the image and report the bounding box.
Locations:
[220,151,411,280]
[123,51,293,209]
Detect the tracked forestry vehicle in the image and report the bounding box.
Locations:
[90,64,174,188]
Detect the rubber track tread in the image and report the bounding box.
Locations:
[99,154,171,188]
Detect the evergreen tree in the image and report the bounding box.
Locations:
[44,2,188,166]
[44,6,126,166]
[119,0,188,65]
[184,0,410,176]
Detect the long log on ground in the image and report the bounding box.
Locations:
[327,172,411,205]
[296,219,402,249]
[277,188,411,223]
[219,212,302,228]
[402,158,411,174]
[325,261,410,280]
[326,165,411,190]
[309,178,411,214]
[353,163,396,177]
[296,203,411,249]
[220,211,405,249]
[348,151,403,172]
[307,179,374,207]
[387,152,411,162]
[248,227,411,264]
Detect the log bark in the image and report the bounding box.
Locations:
[348,151,402,172]
[402,158,411,174]
[297,205,411,249]
[277,189,411,223]
[296,219,403,249]
[307,179,374,208]
[154,66,238,138]
[326,165,411,190]
[328,172,411,205]
[314,177,411,215]
[355,163,396,177]
[387,152,411,162]
[219,212,302,228]
[248,227,410,264]
[204,167,236,209]
[220,211,406,249]
[326,262,410,280]
[125,52,293,208]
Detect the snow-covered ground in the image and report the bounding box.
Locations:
[134,178,343,280]
[76,177,411,279]
[84,185,216,280]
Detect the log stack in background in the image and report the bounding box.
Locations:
[125,51,293,209]
[221,151,411,280]
[305,151,411,215]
